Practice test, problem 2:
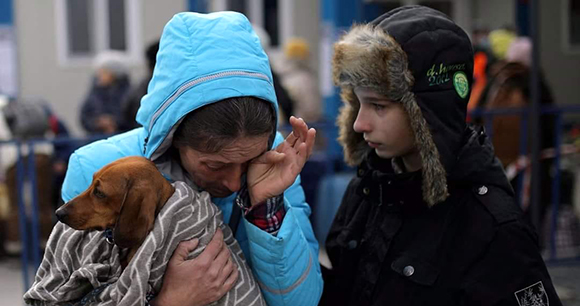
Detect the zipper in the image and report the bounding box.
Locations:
[143,70,271,154]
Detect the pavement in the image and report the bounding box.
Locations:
[548,263,580,306]
[1,254,579,305]
[0,257,29,306]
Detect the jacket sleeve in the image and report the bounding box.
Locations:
[463,219,562,306]
[61,135,136,202]
[241,132,323,306]
[61,153,93,202]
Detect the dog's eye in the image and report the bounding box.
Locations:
[93,188,106,199]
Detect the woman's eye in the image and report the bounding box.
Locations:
[206,164,223,171]
[93,188,106,199]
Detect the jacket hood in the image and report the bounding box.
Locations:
[136,12,278,160]
[333,5,473,205]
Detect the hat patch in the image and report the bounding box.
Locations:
[453,71,469,99]
[514,281,549,306]
[426,62,466,87]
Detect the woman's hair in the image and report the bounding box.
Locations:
[173,96,276,153]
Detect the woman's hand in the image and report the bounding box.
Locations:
[247,116,316,205]
[151,229,238,306]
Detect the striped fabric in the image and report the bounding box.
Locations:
[24,182,265,306]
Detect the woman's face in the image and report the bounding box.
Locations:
[177,135,270,197]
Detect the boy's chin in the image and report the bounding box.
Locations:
[374,149,396,160]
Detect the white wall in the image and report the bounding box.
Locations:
[14,0,187,136]
[472,0,580,105]
[473,0,515,31]
[540,0,580,105]
[15,0,576,138]
[289,0,320,73]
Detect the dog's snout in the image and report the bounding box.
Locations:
[55,208,68,223]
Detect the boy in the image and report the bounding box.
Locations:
[321,5,561,306]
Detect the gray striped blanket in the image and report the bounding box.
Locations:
[24,181,265,306]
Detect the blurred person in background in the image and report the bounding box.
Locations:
[479,36,556,248]
[488,28,517,65]
[467,25,495,113]
[0,95,13,259]
[252,24,296,126]
[277,37,322,123]
[59,12,321,306]
[0,96,74,253]
[483,36,555,169]
[80,51,131,135]
[469,27,517,115]
[321,6,561,305]
[121,40,160,130]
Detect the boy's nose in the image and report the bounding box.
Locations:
[353,111,371,133]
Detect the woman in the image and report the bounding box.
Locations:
[62,12,321,306]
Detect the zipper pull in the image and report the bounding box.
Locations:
[143,136,148,154]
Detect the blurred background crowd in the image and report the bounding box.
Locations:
[0,0,579,304]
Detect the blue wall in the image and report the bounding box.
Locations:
[0,0,13,25]
[188,0,207,13]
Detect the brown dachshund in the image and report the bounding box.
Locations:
[55,156,175,267]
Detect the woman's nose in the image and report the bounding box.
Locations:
[222,165,243,192]
[222,177,242,193]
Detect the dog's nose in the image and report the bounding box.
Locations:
[55,208,68,223]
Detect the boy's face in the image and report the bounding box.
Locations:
[353,87,417,160]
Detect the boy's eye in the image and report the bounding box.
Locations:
[93,188,106,199]
[372,103,386,111]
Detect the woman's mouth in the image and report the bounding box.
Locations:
[367,141,381,148]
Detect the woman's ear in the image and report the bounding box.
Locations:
[113,181,157,249]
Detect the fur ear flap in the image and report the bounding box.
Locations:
[336,88,368,166]
[113,180,157,249]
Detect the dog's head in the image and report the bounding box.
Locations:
[56,156,175,248]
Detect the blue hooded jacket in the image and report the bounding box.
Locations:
[61,12,322,305]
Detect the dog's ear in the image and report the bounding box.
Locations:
[113,179,157,249]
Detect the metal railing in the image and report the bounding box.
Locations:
[470,105,580,262]
[0,135,105,290]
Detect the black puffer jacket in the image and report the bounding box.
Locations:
[321,126,561,306]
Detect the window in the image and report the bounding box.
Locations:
[264,0,279,46]
[65,0,92,55]
[362,2,401,22]
[364,0,458,25]
[228,0,247,15]
[108,0,127,51]
[241,0,279,47]
[563,0,580,53]
[56,0,141,66]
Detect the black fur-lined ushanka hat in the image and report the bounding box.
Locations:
[333,5,474,206]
